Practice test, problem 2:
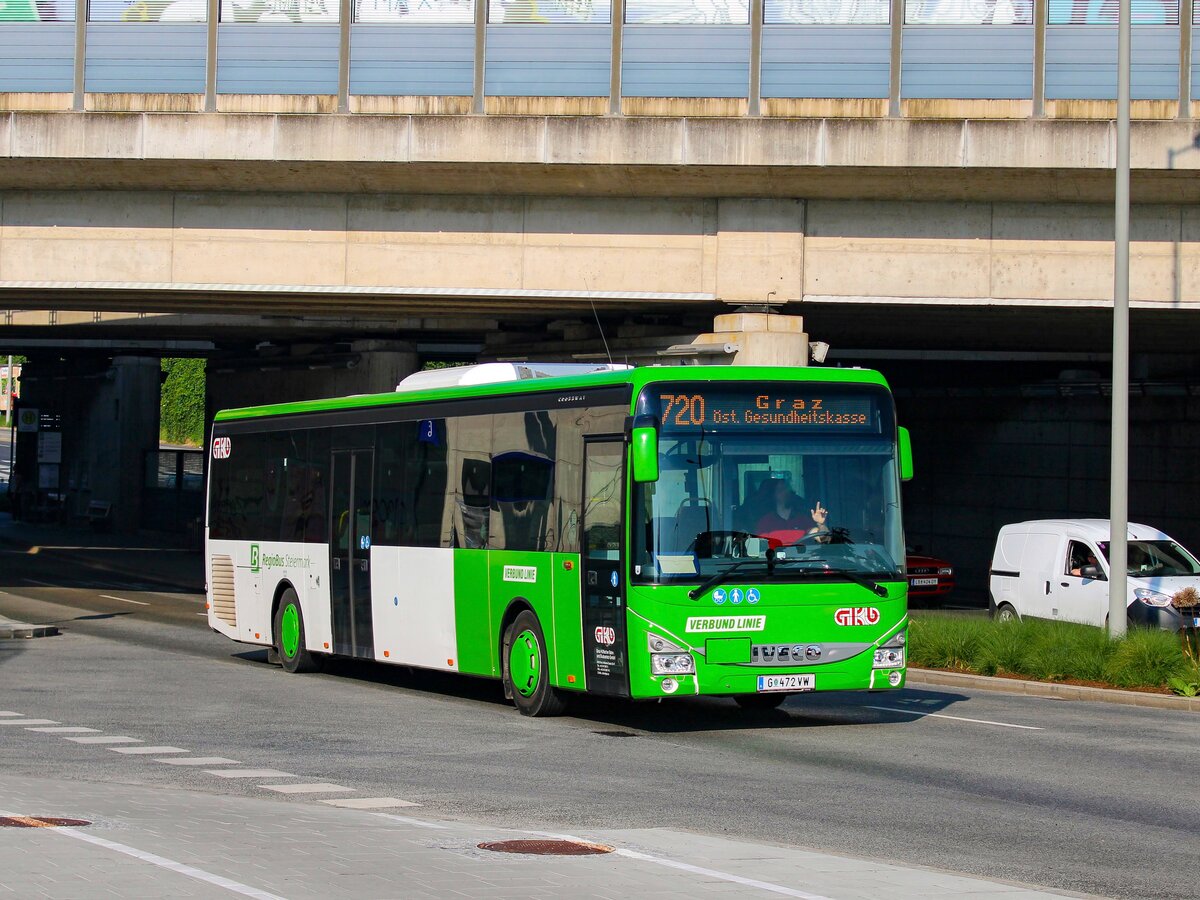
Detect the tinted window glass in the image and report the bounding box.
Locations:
[208,431,266,540]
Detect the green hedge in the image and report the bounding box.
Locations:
[160,358,205,446]
[909,614,1200,696]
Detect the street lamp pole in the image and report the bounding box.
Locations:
[1109,0,1131,638]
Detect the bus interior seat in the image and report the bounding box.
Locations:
[673,503,710,553]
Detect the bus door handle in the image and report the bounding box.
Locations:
[358,560,369,573]
[1044,581,1050,595]
[333,558,342,571]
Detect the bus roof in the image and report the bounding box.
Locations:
[212,365,891,423]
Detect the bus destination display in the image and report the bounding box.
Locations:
[653,389,877,432]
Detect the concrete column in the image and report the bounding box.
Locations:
[109,357,161,533]
[666,313,810,366]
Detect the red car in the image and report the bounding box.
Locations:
[906,551,955,604]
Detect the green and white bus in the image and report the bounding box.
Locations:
[206,363,913,715]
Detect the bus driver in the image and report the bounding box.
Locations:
[755,477,830,548]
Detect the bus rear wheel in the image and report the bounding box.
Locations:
[735,693,788,711]
[274,589,319,674]
[503,610,567,717]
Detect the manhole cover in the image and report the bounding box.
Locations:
[478,839,612,856]
[0,816,90,828]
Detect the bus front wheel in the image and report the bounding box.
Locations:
[503,610,567,717]
[274,588,319,674]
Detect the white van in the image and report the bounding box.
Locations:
[989,519,1200,630]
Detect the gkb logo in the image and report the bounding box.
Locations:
[594,626,616,646]
[834,607,880,626]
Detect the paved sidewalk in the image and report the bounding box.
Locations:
[0,513,202,591]
[0,774,1089,900]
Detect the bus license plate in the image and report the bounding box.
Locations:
[757,674,815,693]
[910,577,939,587]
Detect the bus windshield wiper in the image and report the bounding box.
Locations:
[687,559,767,600]
[773,559,890,598]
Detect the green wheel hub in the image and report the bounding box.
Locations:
[280,603,300,659]
[510,629,542,697]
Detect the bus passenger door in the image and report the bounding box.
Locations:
[329,449,375,659]
[581,438,629,696]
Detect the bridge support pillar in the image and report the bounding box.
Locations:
[679,312,810,367]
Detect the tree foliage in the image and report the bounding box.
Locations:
[160,358,205,446]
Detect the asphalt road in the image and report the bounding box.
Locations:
[1,544,1195,900]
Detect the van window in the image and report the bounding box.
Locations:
[1066,541,1099,577]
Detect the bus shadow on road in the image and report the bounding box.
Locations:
[557,688,974,733]
[232,648,972,731]
[232,650,517,709]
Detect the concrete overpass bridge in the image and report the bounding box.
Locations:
[2,10,1199,582]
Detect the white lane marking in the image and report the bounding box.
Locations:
[0,719,59,726]
[614,848,834,900]
[112,746,189,755]
[101,595,150,606]
[196,613,208,617]
[323,798,420,810]
[208,769,295,779]
[864,705,1043,731]
[259,783,352,794]
[0,810,288,900]
[0,711,24,716]
[523,830,832,900]
[159,757,240,766]
[373,813,447,830]
[66,735,142,744]
[26,727,100,734]
[22,578,57,587]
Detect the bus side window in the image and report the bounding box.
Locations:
[211,432,266,541]
[408,419,447,548]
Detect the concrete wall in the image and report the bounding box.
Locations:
[901,391,1200,605]
[0,190,1198,313]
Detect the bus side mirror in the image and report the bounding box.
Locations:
[631,426,659,483]
[898,426,914,482]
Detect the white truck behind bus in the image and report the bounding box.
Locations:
[989,519,1200,631]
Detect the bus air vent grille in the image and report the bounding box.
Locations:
[210,554,237,628]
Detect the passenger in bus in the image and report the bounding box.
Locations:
[755,478,829,547]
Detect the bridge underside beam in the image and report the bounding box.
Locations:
[0,113,1198,203]
[4,161,1200,206]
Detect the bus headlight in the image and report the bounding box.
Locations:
[652,653,695,675]
[647,633,685,653]
[873,648,905,669]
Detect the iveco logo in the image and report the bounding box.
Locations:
[557,394,586,403]
[805,645,822,660]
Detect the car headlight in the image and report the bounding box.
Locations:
[938,567,953,576]
[1133,588,1173,608]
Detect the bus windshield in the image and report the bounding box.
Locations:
[631,384,904,586]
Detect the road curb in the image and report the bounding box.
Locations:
[0,618,60,639]
[909,667,1199,713]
